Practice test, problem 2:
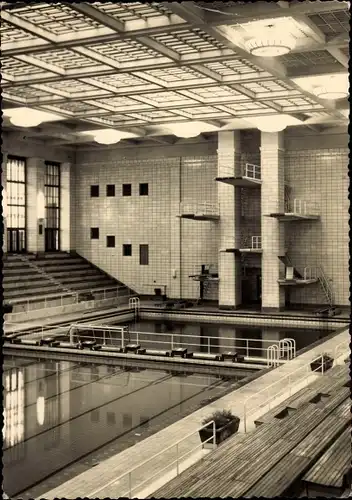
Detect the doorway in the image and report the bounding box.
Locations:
[7,229,26,253]
[45,228,59,251]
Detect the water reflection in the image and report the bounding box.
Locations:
[3,357,241,497]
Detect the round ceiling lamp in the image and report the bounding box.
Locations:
[313,86,348,100]
[245,25,296,57]
[10,111,44,128]
[94,130,124,144]
[249,115,291,132]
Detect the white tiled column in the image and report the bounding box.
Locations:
[26,157,45,253]
[218,131,242,309]
[2,152,8,254]
[261,132,285,312]
[169,160,181,298]
[60,162,72,252]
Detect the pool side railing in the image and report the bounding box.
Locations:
[69,325,296,364]
[88,420,216,498]
[243,353,331,433]
[5,287,136,314]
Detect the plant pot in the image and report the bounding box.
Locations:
[310,356,334,373]
[199,418,240,446]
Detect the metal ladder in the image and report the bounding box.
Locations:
[17,254,77,298]
[317,266,334,307]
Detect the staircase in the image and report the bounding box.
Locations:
[278,254,303,279]
[3,252,135,311]
[317,266,334,307]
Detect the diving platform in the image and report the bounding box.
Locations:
[215,163,261,188]
[268,200,320,221]
[278,266,318,286]
[220,236,262,254]
[177,202,219,221]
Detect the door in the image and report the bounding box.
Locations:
[7,229,26,253]
[45,228,59,251]
[256,275,262,302]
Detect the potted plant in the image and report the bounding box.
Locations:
[310,353,334,373]
[199,409,240,447]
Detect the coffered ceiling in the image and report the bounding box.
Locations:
[1,1,350,147]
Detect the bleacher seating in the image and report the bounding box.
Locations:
[3,252,134,312]
[151,365,349,499]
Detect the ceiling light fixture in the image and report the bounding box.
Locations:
[166,121,219,138]
[245,24,296,57]
[248,114,300,132]
[93,129,124,144]
[7,107,64,127]
[313,86,348,100]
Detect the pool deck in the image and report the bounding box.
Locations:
[43,326,349,499]
[4,301,349,336]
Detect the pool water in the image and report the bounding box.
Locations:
[103,319,331,358]
[3,356,243,497]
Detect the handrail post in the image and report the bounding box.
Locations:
[246,339,249,358]
[213,420,216,448]
[321,354,324,374]
[208,336,210,354]
[176,442,179,475]
[129,471,132,498]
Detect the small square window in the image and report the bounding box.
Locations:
[106,184,115,197]
[123,244,132,256]
[91,185,99,197]
[139,183,148,196]
[122,184,132,196]
[91,228,99,239]
[107,235,115,248]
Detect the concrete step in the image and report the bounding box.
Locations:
[9,291,75,305]
[36,263,92,273]
[3,272,48,282]
[58,275,110,285]
[49,269,101,279]
[5,284,65,299]
[68,280,118,291]
[35,258,85,266]
[3,279,53,290]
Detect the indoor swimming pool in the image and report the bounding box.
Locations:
[3,356,245,498]
[107,319,332,358]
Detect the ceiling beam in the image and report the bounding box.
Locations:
[164,2,347,122]
[289,13,349,69]
[203,1,349,27]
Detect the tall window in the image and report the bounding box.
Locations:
[45,162,60,251]
[6,156,26,253]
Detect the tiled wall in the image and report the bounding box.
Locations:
[285,148,349,306]
[74,141,219,299]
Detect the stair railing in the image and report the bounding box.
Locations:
[243,162,261,181]
[17,254,78,300]
[317,266,334,307]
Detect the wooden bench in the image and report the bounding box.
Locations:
[152,379,349,499]
[191,352,224,362]
[94,345,123,353]
[254,369,349,427]
[302,428,351,496]
[58,341,81,349]
[144,349,172,357]
[243,398,350,498]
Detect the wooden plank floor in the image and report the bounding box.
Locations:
[302,427,351,488]
[43,328,349,499]
[152,387,349,498]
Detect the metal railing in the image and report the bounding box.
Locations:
[303,267,318,281]
[6,286,134,314]
[67,325,296,363]
[317,266,334,307]
[333,340,350,365]
[88,420,216,498]
[243,162,261,181]
[180,202,219,217]
[288,199,320,216]
[243,353,330,432]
